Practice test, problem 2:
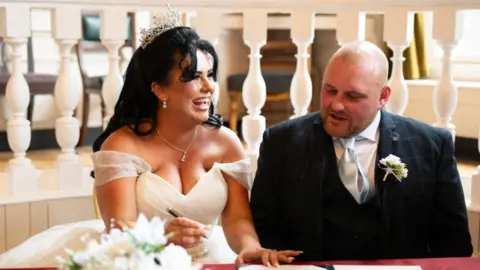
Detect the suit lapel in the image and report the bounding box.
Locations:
[374,110,397,203]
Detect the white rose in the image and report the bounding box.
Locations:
[157,244,195,270]
[380,154,401,165]
[130,214,168,247]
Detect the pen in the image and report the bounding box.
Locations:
[167,207,208,239]
[167,207,182,218]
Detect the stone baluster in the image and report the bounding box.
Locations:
[432,8,464,141]
[0,4,36,195]
[100,8,127,129]
[290,10,315,118]
[242,10,267,169]
[51,6,83,190]
[384,9,414,115]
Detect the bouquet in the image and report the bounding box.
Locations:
[56,213,202,270]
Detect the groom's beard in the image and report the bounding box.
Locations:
[321,109,357,138]
[321,105,379,139]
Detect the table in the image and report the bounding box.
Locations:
[1,257,479,270]
[201,257,480,270]
[298,257,480,270]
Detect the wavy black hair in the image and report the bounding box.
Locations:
[92,26,223,152]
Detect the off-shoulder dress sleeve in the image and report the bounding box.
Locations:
[214,158,253,191]
[91,150,152,186]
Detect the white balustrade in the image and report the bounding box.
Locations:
[432,8,464,142]
[0,5,36,196]
[384,9,414,115]
[51,7,83,190]
[100,8,127,130]
[241,10,267,167]
[289,11,315,118]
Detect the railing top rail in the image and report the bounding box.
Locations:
[0,0,479,11]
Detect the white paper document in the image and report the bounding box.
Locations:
[241,265,422,270]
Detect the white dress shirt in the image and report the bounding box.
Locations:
[333,110,381,184]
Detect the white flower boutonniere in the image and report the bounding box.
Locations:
[379,154,408,182]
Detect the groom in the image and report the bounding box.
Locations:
[249,40,473,262]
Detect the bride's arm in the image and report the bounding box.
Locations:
[219,128,301,266]
[96,178,137,230]
[94,130,139,230]
[219,128,261,253]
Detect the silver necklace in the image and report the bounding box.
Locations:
[155,126,197,162]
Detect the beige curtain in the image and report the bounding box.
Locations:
[383,13,429,79]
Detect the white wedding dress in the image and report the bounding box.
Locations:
[0,150,253,268]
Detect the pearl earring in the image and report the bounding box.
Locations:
[162,99,167,109]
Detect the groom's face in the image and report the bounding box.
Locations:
[320,56,388,138]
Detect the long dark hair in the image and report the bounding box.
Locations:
[93,26,222,152]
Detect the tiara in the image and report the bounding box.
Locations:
[139,4,183,49]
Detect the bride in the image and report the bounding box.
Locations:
[0,6,301,269]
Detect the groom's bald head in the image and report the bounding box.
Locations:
[326,40,389,89]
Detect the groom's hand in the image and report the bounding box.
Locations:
[165,217,211,248]
[236,247,302,267]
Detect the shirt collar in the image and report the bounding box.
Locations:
[358,110,381,142]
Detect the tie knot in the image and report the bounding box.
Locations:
[340,135,363,149]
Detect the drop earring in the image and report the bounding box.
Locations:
[162,99,167,109]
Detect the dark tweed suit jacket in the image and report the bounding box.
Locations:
[250,110,473,261]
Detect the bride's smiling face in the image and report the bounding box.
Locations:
[153,49,216,124]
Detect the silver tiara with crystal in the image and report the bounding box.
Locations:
[139,4,183,49]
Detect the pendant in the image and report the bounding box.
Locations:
[181,153,186,162]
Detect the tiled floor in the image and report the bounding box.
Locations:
[0,146,477,177]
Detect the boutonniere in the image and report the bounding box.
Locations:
[379,154,408,182]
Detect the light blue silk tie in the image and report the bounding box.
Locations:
[337,136,374,204]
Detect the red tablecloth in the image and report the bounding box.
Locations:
[299,257,480,270]
[2,257,479,270]
[200,257,480,270]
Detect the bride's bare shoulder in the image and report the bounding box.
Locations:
[100,126,149,155]
[203,125,245,162]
